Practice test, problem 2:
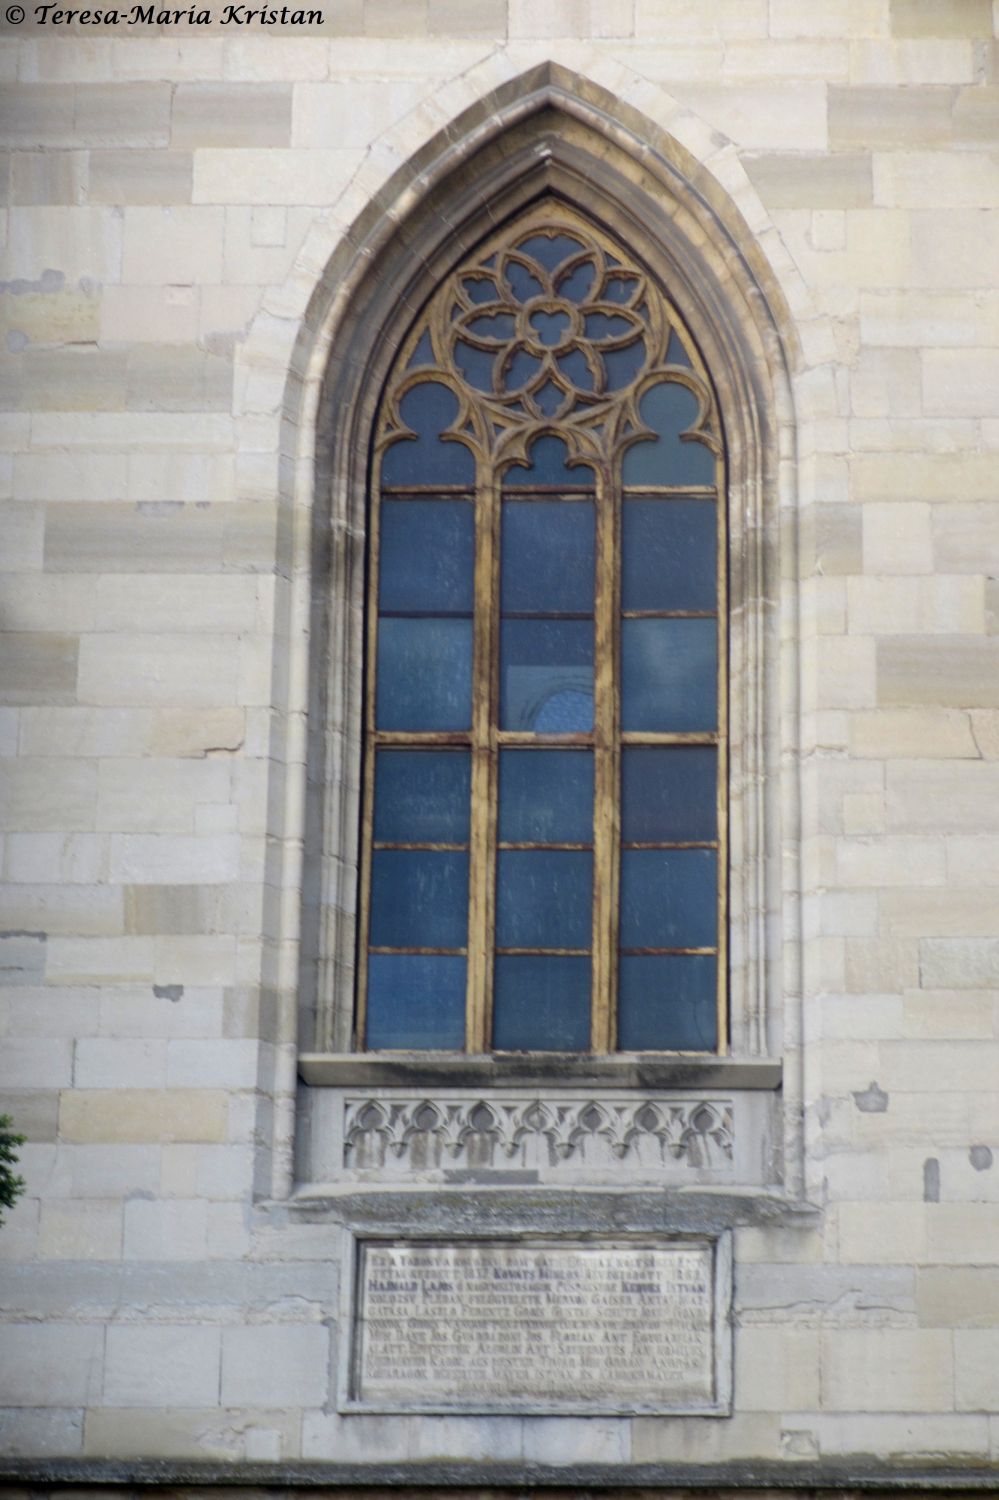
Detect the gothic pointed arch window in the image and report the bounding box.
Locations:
[356,204,726,1056]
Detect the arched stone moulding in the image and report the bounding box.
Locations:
[248,60,812,1202]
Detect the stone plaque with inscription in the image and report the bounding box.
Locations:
[342,1235,731,1415]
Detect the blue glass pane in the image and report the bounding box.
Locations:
[555,348,594,391]
[373,750,471,843]
[496,850,592,949]
[506,349,543,391]
[504,259,543,302]
[516,233,585,272]
[621,747,716,843]
[622,381,715,486]
[500,619,593,732]
[602,341,646,391]
[462,274,499,304]
[379,500,474,614]
[381,382,475,486]
[618,955,717,1051]
[366,954,466,1050]
[619,849,716,949]
[369,850,468,948]
[498,749,593,843]
[666,329,693,368]
[454,341,495,393]
[407,330,434,368]
[493,956,591,1051]
[503,434,595,488]
[375,618,472,730]
[603,274,639,304]
[620,618,716,732]
[556,260,597,302]
[501,500,595,614]
[621,499,716,612]
[529,309,572,348]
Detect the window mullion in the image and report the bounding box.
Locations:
[591,462,620,1054]
[465,457,499,1053]
[353,447,385,1051]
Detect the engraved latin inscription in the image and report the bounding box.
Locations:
[354,1239,719,1411]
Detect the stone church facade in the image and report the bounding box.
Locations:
[2,0,999,1489]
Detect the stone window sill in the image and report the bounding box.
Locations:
[298,1052,781,1091]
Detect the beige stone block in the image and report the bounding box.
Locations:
[863,502,932,574]
[859,289,986,352]
[721,38,849,78]
[121,206,225,286]
[956,1332,999,1410]
[918,1267,999,1327]
[891,0,992,35]
[969,710,999,757]
[903,988,995,1038]
[124,885,217,936]
[880,1040,999,1093]
[2,502,44,571]
[221,1324,328,1408]
[926,1203,999,1262]
[888,759,999,830]
[632,1412,781,1462]
[920,937,999,989]
[192,147,362,205]
[913,209,999,291]
[801,505,862,577]
[0,86,75,147]
[798,1412,989,1459]
[829,85,955,148]
[104,1325,220,1408]
[74,1039,167,1092]
[0,882,121,937]
[842,792,885,834]
[882,887,999,937]
[108,834,240,885]
[74,83,171,147]
[770,0,889,34]
[851,418,979,454]
[849,708,977,759]
[95,756,229,840]
[15,451,127,504]
[1,283,99,348]
[845,935,919,992]
[147,708,245,758]
[633,0,767,37]
[666,83,827,150]
[222,36,330,79]
[154,935,236,987]
[0,759,97,833]
[933,505,999,574]
[875,151,999,208]
[45,935,154,984]
[427,0,508,29]
[744,152,872,209]
[171,83,292,151]
[83,1406,299,1462]
[88,150,193,205]
[5,832,107,886]
[812,637,877,709]
[37,1198,122,1261]
[18,707,149,758]
[0,633,78,707]
[10,151,87,205]
[0,1324,103,1406]
[923,349,999,418]
[17,348,128,413]
[78,633,240,709]
[850,348,921,419]
[292,79,425,147]
[30,411,234,452]
[2,206,122,283]
[848,577,984,636]
[125,345,232,413]
[59,1088,228,1144]
[854,451,999,500]
[45,503,223,575]
[100,285,200,346]
[94,576,256,634]
[953,86,999,146]
[850,37,976,82]
[0,1038,72,1089]
[821,1328,952,1411]
[947,834,999,884]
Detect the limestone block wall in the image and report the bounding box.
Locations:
[1,0,999,1472]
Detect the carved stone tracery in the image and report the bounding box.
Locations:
[344,1096,734,1171]
[377,210,719,471]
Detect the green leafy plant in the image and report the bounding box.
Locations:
[0,1114,26,1228]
